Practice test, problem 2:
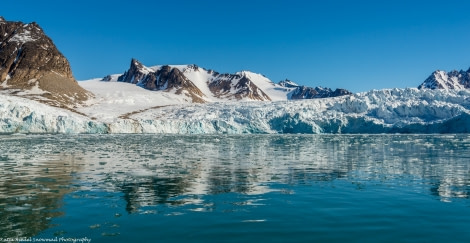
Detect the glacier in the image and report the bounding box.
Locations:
[0,95,107,134]
[1,88,470,134]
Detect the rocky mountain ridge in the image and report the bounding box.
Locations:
[106,58,351,103]
[277,79,352,99]
[0,17,91,107]
[418,67,470,90]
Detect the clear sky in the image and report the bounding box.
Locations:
[3,0,470,92]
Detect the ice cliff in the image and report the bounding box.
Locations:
[2,88,470,134]
[0,95,106,133]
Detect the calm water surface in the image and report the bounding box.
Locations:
[0,134,469,242]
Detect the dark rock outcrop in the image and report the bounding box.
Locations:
[117,58,149,84]
[102,75,112,81]
[118,59,206,103]
[289,86,352,99]
[277,79,351,99]
[0,17,91,106]
[278,79,299,88]
[209,72,271,101]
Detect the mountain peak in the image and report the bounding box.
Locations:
[131,58,142,68]
[117,59,206,103]
[118,58,153,84]
[418,68,470,90]
[0,17,91,106]
[186,64,199,71]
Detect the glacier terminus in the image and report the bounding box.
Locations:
[2,87,470,134]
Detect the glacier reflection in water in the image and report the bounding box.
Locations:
[1,134,470,242]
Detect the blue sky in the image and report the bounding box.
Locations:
[3,0,470,92]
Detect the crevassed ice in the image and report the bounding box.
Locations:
[1,88,470,134]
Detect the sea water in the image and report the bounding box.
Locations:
[0,134,469,242]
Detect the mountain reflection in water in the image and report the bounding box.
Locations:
[0,136,81,238]
[0,134,469,238]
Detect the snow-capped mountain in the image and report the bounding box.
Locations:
[0,17,91,107]
[105,58,351,103]
[418,68,470,90]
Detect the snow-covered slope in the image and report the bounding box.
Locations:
[419,68,470,90]
[2,88,470,134]
[78,77,188,122]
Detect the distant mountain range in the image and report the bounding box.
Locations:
[102,58,352,103]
